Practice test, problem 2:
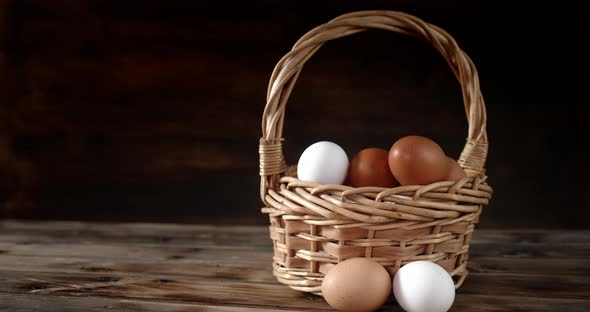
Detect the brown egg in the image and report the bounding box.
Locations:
[447,157,467,181]
[348,148,399,188]
[322,258,391,312]
[388,136,448,185]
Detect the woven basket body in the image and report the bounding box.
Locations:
[259,11,491,295]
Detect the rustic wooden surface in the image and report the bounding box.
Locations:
[0,220,588,311]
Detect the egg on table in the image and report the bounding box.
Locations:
[297,141,349,185]
[393,261,455,312]
[322,258,391,312]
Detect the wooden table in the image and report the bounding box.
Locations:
[0,221,588,311]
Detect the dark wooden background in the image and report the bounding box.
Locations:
[0,0,587,228]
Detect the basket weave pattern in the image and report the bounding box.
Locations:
[259,11,491,295]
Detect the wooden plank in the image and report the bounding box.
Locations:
[2,221,589,245]
[0,270,332,310]
[470,229,590,244]
[0,292,315,312]
[1,222,589,259]
[0,292,588,312]
[0,221,272,248]
[468,257,590,275]
[450,294,590,312]
[468,242,590,258]
[0,270,588,309]
[1,249,587,282]
[0,241,588,300]
[461,273,590,300]
[0,251,588,288]
[1,224,589,280]
[0,249,277,282]
[1,225,589,269]
[0,228,589,276]
[1,235,589,263]
[0,225,587,303]
[0,223,588,309]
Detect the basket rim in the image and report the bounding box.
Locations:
[262,172,491,224]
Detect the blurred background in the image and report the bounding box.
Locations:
[0,0,587,228]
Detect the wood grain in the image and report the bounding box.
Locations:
[0,221,589,310]
[0,270,334,310]
[1,221,589,242]
[0,293,320,312]
[1,292,587,312]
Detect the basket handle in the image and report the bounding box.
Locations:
[259,10,488,195]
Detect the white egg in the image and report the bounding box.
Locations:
[297,141,348,185]
[393,261,455,312]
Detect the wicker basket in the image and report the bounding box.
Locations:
[259,10,491,295]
